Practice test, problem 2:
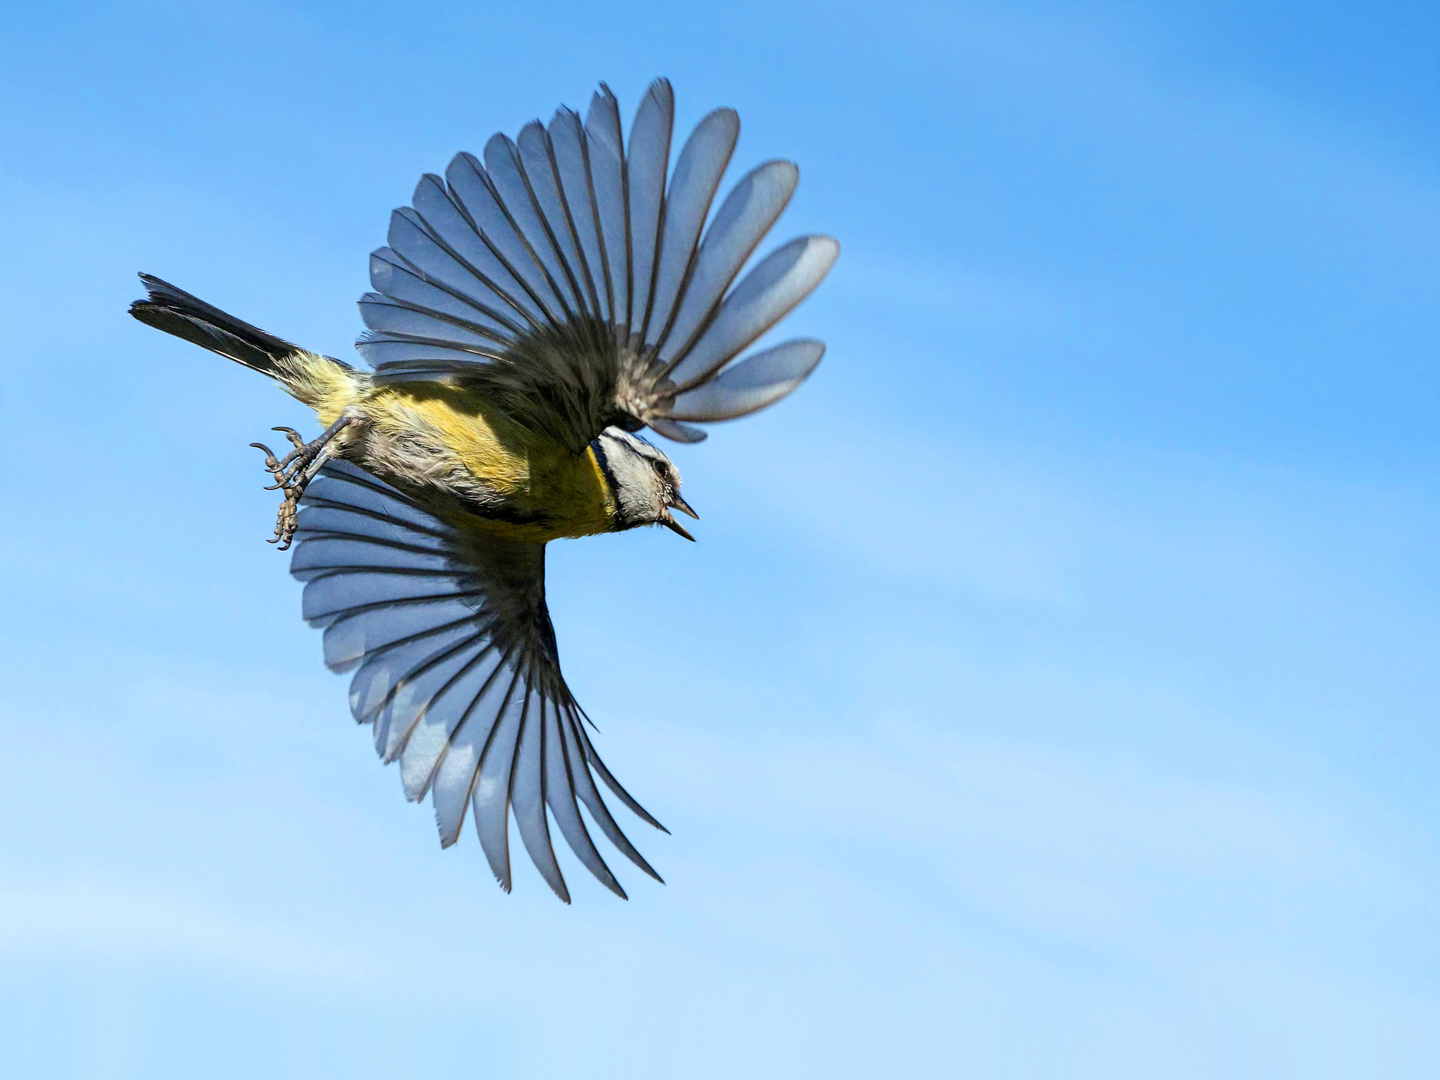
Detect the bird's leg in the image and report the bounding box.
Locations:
[250,406,366,550]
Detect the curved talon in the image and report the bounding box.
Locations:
[249,411,363,552]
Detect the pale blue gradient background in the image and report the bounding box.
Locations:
[1,1,1437,1076]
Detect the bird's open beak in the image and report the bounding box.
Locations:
[660,511,696,541]
[667,491,699,520]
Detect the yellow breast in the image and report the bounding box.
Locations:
[348,383,617,543]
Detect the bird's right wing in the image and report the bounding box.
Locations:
[290,459,663,901]
[357,78,838,454]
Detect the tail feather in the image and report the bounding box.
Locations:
[129,273,340,377]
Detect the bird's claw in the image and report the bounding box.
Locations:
[248,409,366,552]
[250,434,327,551]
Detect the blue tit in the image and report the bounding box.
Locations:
[129,78,837,902]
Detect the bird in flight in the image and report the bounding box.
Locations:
[129,78,837,902]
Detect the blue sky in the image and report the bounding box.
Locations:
[1,1,1437,1075]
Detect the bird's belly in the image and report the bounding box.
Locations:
[347,387,615,543]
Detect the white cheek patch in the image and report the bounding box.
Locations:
[597,432,662,527]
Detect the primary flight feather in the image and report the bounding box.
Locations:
[128,78,837,902]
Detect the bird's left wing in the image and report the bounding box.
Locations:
[291,459,663,900]
[357,78,838,454]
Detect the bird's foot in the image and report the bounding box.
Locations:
[250,409,364,550]
[250,427,315,550]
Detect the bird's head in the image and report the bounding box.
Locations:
[592,428,699,540]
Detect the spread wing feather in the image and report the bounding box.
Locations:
[625,79,674,340]
[665,235,840,389]
[291,459,663,900]
[358,78,837,449]
[517,121,597,320]
[549,108,610,324]
[660,159,799,363]
[445,152,568,323]
[645,108,740,352]
[668,338,826,422]
[485,132,583,322]
[584,87,629,329]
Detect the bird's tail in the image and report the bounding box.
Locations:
[129,273,329,379]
